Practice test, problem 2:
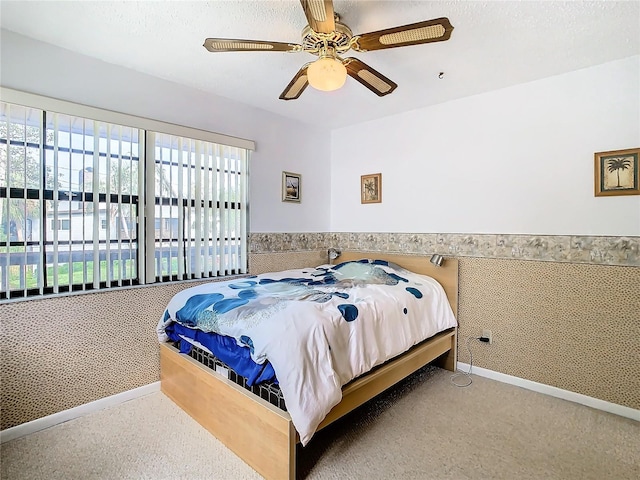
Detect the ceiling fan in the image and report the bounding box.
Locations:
[203,0,453,100]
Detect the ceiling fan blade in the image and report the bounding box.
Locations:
[203,38,301,53]
[352,17,453,52]
[279,65,310,101]
[343,58,397,97]
[299,0,335,34]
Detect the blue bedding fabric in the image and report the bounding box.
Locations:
[165,322,277,386]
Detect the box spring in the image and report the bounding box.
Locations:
[177,341,288,411]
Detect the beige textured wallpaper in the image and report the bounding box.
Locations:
[457,258,640,410]
[0,252,327,430]
[1,249,638,430]
[0,280,212,430]
[249,251,328,274]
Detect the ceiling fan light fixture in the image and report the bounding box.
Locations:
[307,56,347,91]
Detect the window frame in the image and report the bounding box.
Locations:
[0,87,254,301]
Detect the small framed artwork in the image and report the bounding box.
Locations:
[361,173,382,204]
[282,171,301,203]
[594,148,639,196]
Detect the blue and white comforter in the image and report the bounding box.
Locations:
[157,259,456,445]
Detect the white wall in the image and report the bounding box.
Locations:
[4,31,638,237]
[0,30,330,233]
[330,56,640,236]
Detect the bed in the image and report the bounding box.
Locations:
[159,252,458,480]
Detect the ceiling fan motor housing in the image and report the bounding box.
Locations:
[301,21,353,56]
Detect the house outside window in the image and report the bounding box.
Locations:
[51,219,71,231]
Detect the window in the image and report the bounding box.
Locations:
[52,219,71,231]
[1,103,141,298]
[149,132,248,281]
[0,91,253,300]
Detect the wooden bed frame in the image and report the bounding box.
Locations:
[160,252,458,480]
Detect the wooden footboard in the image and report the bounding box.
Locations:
[160,327,456,480]
[160,342,296,480]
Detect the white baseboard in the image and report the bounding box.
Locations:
[3,367,638,444]
[457,362,639,422]
[0,381,161,444]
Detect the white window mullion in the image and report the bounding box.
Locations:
[233,151,240,273]
[36,109,45,294]
[193,140,203,279]
[116,125,124,286]
[104,123,112,286]
[137,129,146,284]
[20,107,28,296]
[227,149,233,273]
[92,121,100,289]
[181,139,193,278]
[171,135,179,276]
[131,128,141,283]
[52,113,60,293]
[144,132,156,283]
[124,132,130,282]
[165,136,173,278]
[217,147,225,275]
[1,105,10,297]
[226,148,233,273]
[65,119,72,290]
[166,137,173,278]
[177,137,184,279]
[21,168,27,296]
[214,145,220,275]
[229,153,240,273]
[81,119,88,289]
[220,147,228,275]
[212,144,220,276]
[239,149,248,273]
[160,136,169,278]
[202,143,210,277]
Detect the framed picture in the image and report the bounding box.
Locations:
[282,171,301,202]
[361,173,382,204]
[594,148,640,196]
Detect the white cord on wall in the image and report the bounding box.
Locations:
[450,336,481,387]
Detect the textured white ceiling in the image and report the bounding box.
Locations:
[1,0,638,129]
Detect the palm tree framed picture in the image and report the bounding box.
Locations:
[594,148,639,196]
[361,173,382,204]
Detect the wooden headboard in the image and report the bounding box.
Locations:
[335,251,459,317]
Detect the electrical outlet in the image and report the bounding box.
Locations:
[482,329,493,345]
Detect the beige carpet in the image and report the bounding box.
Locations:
[2,366,639,480]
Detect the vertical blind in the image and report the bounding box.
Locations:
[0,102,141,298]
[150,132,248,282]
[1,95,250,300]
[0,103,42,297]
